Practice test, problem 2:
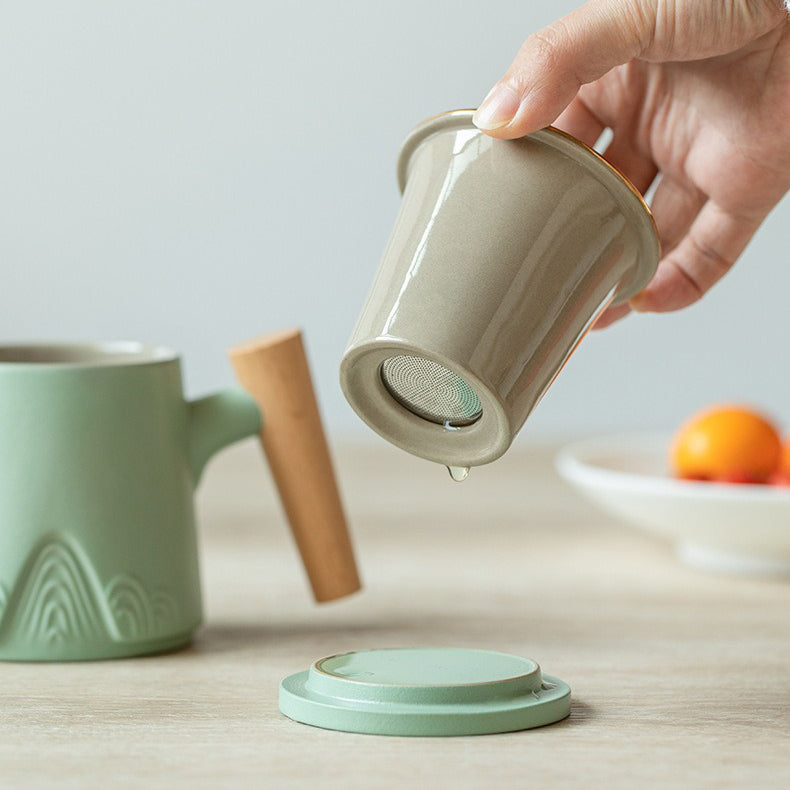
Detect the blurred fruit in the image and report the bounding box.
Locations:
[718,472,764,485]
[671,405,782,483]
[768,441,790,486]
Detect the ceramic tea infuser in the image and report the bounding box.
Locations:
[341,109,660,474]
[0,329,359,661]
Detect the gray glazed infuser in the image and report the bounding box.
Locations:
[341,109,660,471]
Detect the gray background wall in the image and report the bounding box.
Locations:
[3,0,788,442]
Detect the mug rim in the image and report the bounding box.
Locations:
[0,341,179,367]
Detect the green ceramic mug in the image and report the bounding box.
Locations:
[0,335,359,661]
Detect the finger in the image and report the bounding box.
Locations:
[648,175,706,255]
[601,134,658,195]
[553,96,605,147]
[473,0,652,137]
[592,303,631,330]
[630,201,763,312]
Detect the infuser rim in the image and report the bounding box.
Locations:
[397,108,656,230]
[0,341,179,368]
[396,109,660,304]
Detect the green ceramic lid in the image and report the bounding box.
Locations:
[279,647,571,736]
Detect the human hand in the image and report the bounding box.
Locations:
[473,0,790,327]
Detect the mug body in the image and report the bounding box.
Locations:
[0,342,201,659]
[341,110,659,468]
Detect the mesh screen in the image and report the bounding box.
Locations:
[380,355,483,427]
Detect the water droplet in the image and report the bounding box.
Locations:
[447,466,470,482]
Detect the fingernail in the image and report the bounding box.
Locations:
[472,83,521,130]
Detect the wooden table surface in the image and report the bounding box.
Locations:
[3,439,790,789]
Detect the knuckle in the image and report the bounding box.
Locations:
[531,22,568,64]
[513,22,571,85]
[687,234,733,277]
[665,257,705,306]
[627,0,657,53]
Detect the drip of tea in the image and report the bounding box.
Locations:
[447,466,470,482]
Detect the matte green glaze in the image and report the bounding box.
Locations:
[341,110,659,469]
[0,342,262,660]
[279,647,571,736]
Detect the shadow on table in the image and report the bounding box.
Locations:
[562,699,595,727]
[189,616,449,656]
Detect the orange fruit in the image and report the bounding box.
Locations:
[782,439,790,475]
[670,405,782,482]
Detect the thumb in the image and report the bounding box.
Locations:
[473,0,654,137]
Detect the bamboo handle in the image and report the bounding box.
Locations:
[229,329,361,602]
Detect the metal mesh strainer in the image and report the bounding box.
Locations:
[380,355,483,427]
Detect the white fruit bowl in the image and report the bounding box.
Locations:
[556,433,790,576]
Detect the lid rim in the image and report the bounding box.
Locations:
[280,670,571,736]
[312,647,539,689]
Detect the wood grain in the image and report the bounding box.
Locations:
[229,330,360,602]
[2,440,789,789]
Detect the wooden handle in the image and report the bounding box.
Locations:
[229,329,361,602]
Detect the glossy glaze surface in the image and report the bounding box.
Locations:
[341,110,659,467]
